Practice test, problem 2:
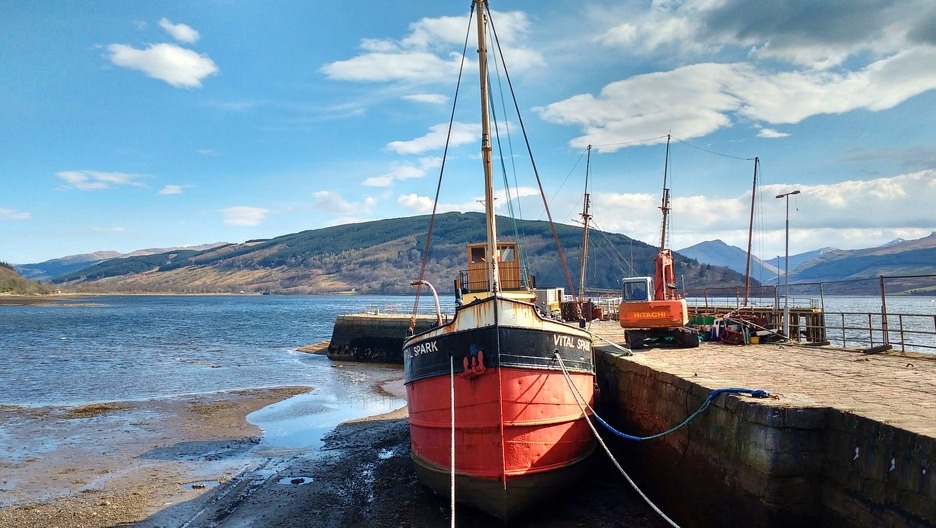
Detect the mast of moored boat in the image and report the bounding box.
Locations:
[578,145,592,302]
[475,1,499,294]
[743,156,759,306]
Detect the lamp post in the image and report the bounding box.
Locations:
[775,190,800,340]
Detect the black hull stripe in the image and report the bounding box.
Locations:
[404,325,594,383]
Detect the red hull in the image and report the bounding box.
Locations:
[406,365,595,519]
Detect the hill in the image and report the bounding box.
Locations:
[14,244,226,281]
[50,212,747,295]
[677,240,778,284]
[789,233,936,293]
[679,234,936,294]
[0,262,53,295]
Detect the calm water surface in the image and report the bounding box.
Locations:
[0,295,428,407]
[2,294,932,409]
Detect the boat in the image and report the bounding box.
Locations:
[402,1,596,520]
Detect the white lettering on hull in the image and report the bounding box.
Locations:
[405,340,438,359]
[553,334,591,352]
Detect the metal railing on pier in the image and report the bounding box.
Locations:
[684,274,936,354]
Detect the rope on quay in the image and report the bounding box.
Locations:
[554,352,772,528]
[599,386,771,442]
[591,332,633,356]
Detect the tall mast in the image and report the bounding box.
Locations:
[476,1,499,293]
[743,157,759,306]
[578,145,593,301]
[659,134,672,251]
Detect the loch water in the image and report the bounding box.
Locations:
[0,294,427,407]
[2,294,932,409]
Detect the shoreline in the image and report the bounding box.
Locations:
[1,349,667,527]
[0,386,311,527]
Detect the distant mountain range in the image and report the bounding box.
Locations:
[15,243,227,282]
[12,216,935,296]
[677,240,832,286]
[12,212,745,295]
[678,233,936,294]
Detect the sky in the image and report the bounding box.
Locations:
[3,0,936,266]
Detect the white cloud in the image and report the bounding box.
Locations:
[108,43,218,88]
[594,0,935,70]
[397,193,437,214]
[403,93,449,105]
[544,1,936,149]
[397,193,484,215]
[363,157,441,187]
[537,49,936,149]
[757,128,789,139]
[311,191,376,215]
[387,122,479,155]
[158,185,184,195]
[397,186,539,216]
[56,170,147,191]
[158,18,200,43]
[590,170,936,257]
[0,207,30,220]
[322,10,543,84]
[323,51,462,84]
[221,206,269,226]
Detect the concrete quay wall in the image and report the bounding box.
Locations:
[595,346,935,528]
[328,313,439,363]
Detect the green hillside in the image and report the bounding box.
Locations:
[53,212,747,295]
[0,262,53,295]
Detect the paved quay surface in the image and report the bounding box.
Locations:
[587,320,936,439]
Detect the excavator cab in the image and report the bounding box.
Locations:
[622,277,652,302]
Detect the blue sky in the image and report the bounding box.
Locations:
[3,0,935,265]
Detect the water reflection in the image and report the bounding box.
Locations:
[248,362,405,454]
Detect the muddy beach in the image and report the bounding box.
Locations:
[0,362,666,528]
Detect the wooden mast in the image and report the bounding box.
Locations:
[578,145,592,302]
[476,1,499,294]
[743,157,759,306]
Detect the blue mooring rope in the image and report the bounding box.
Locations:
[596,388,772,442]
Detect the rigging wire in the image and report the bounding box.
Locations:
[486,2,579,297]
[488,26,530,286]
[587,134,670,149]
[554,352,681,528]
[409,5,475,331]
[589,217,637,276]
[672,136,755,161]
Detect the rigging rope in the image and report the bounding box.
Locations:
[554,352,772,526]
[409,6,475,333]
[488,52,531,286]
[486,3,579,298]
[554,352,680,528]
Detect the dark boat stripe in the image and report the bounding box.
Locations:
[404,325,594,383]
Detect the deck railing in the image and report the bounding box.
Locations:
[812,311,936,353]
[683,274,936,354]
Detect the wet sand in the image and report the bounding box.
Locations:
[0,357,666,528]
[0,387,308,528]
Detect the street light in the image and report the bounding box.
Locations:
[775,189,800,340]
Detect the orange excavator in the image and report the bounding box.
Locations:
[619,136,700,349]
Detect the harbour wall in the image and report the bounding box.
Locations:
[328,313,439,363]
[596,348,935,528]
